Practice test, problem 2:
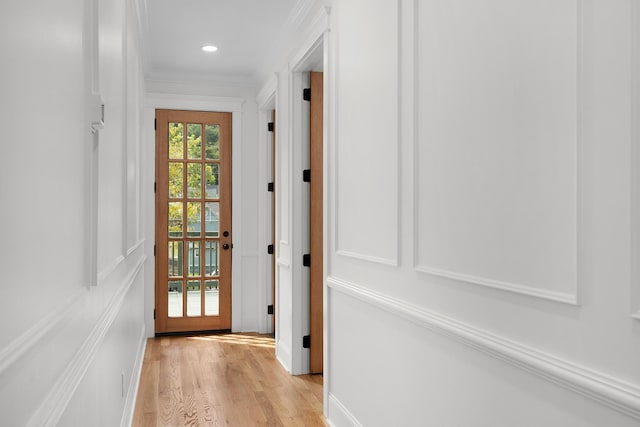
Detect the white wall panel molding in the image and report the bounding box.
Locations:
[327,275,640,421]
[631,0,640,320]
[255,0,328,86]
[256,74,277,109]
[132,0,149,62]
[335,250,399,267]
[126,239,145,257]
[27,256,146,427]
[98,255,126,285]
[120,325,146,427]
[414,0,582,305]
[278,240,291,260]
[0,289,86,377]
[333,0,400,267]
[145,93,245,112]
[414,266,579,305]
[327,393,363,427]
[277,258,292,269]
[288,13,329,74]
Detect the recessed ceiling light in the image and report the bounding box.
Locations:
[202,45,218,52]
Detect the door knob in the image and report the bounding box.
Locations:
[222,243,230,250]
[223,231,229,237]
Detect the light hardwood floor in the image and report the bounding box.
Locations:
[132,333,325,426]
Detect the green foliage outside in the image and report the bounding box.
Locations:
[168,123,220,237]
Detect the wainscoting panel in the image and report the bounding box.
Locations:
[327,276,640,422]
[334,0,400,267]
[414,0,581,304]
[632,0,640,320]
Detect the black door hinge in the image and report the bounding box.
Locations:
[268,122,274,132]
[303,254,311,267]
[267,244,274,255]
[154,182,157,193]
[267,182,274,192]
[303,88,311,101]
[153,309,156,320]
[303,335,311,348]
[268,305,274,315]
[303,169,311,183]
[154,118,157,130]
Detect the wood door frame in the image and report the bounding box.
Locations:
[155,109,232,334]
[271,109,276,334]
[309,72,323,373]
[145,94,245,336]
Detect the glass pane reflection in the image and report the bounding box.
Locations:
[187,280,201,316]
[205,279,219,316]
[205,241,219,276]
[168,281,183,317]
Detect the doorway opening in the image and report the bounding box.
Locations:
[155,109,233,334]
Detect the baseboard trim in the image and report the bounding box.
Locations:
[27,255,146,427]
[326,393,362,427]
[276,340,292,374]
[121,325,147,427]
[327,276,640,421]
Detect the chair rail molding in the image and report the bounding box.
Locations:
[327,275,640,421]
[26,256,146,427]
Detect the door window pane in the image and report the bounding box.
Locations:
[168,162,183,198]
[187,241,201,277]
[205,202,219,237]
[187,123,202,160]
[187,202,201,237]
[168,123,183,159]
[205,125,220,160]
[168,202,183,238]
[187,280,201,316]
[168,281,183,317]
[205,164,219,199]
[205,241,219,276]
[187,163,202,198]
[168,241,183,277]
[205,280,219,316]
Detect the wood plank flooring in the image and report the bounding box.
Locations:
[132,333,325,427]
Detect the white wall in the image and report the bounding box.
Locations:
[322,0,640,426]
[0,0,147,425]
[142,80,264,335]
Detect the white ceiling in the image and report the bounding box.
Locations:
[140,0,300,84]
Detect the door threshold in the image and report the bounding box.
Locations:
[155,328,232,338]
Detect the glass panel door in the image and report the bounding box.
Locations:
[155,110,232,333]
